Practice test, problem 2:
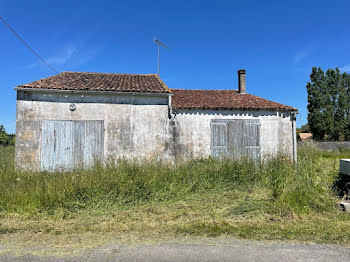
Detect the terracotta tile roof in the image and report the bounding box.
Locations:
[299,133,313,140]
[18,72,170,94]
[171,89,297,111]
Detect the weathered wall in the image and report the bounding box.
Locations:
[172,109,294,160]
[16,90,295,170]
[16,90,172,169]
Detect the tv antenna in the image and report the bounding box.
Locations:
[154,37,169,75]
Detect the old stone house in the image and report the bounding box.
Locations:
[15,70,297,171]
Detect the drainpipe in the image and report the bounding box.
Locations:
[168,94,174,119]
[291,112,297,163]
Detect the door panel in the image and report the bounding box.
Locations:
[210,122,227,158]
[41,120,104,171]
[243,120,261,161]
[227,120,244,158]
[83,121,104,166]
[211,119,261,162]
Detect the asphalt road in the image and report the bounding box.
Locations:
[1,239,350,262]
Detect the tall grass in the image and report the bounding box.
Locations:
[266,144,338,214]
[0,144,340,216]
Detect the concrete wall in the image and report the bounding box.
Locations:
[172,109,294,160]
[16,90,172,169]
[298,141,350,151]
[16,90,295,169]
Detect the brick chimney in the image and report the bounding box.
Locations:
[238,69,246,94]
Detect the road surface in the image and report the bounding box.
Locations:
[1,239,350,261]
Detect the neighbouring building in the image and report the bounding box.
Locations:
[15,70,298,171]
[298,132,313,141]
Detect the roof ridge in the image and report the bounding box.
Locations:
[61,71,158,76]
[171,88,239,92]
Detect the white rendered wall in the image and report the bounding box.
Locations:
[15,90,295,169]
[15,91,171,169]
[173,109,294,160]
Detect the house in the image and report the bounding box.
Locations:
[299,132,313,141]
[15,70,298,171]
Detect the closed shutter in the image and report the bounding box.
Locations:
[227,120,245,158]
[41,120,104,171]
[243,120,261,161]
[210,122,227,158]
[211,119,261,162]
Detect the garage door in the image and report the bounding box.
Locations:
[40,120,104,171]
[211,119,261,162]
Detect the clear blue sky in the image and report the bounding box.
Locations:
[1,0,350,133]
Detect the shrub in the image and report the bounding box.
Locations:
[0,125,13,146]
[0,132,10,146]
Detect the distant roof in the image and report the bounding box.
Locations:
[17,72,170,94]
[299,133,313,140]
[171,89,297,111]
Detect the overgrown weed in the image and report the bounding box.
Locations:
[0,144,340,217]
[0,144,348,248]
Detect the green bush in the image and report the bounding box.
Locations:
[0,125,14,146]
[0,132,10,146]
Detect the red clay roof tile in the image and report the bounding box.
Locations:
[18,72,170,94]
[171,89,297,111]
[18,72,297,111]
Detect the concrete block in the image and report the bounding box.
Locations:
[340,159,350,175]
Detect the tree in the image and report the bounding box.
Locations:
[0,125,12,146]
[298,124,310,133]
[307,67,326,140]
[334,71,348,140]
[307,67,350,141]
[344,73,350,140]
[325,68,345,140]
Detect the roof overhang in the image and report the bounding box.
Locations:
[15,87,172,97]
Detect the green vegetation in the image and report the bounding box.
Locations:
[307,67,350,141]
[0,144,349,253]
[0,145,338,216]
[0,125,15,146]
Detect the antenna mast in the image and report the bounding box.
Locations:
[154,38,169,75]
